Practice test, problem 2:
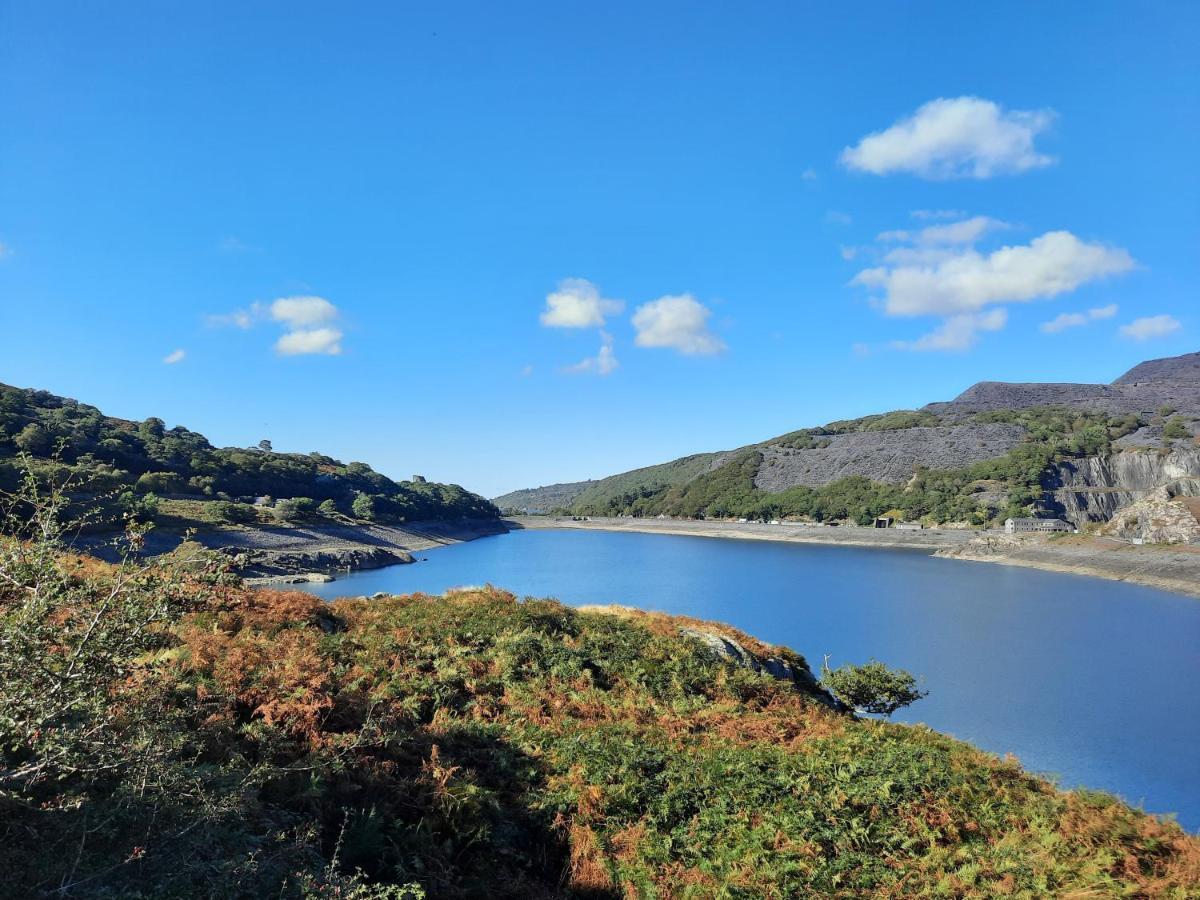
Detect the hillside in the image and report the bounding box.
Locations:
[2,521,1197,898]
[0,381,499,531]
[495,352,1200,528]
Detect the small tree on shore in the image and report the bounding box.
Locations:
[821,657,927,718]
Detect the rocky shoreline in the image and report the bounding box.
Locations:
[79,518,510,584]
[510,516,1200,599]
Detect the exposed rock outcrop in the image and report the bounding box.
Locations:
[679,627,847,710]
[1101,486,1200,544]
[228,545,414,577]
[1048,448,1200,524]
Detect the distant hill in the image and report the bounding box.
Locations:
[495,351,1200,525]
[0,381,499,527]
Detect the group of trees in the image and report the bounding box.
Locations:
[0,383,499,527]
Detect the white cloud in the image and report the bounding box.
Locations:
[271,296,339,328]
[825,210,853,226]
[539,278,624,328]
[520,364,534,377]
[210,296,346,355]
[632,294,725,356]
[1119,314,1182,341]
[801,168,818,181]
[853,231,1135,317]
[893,309,1008,352]
[840,96,1055,179]
[162,349,186,365]
[839,245,860,261]
[1040,303,1119,334]
[0,240,12,260]
[276,328,344,356]
[564,332,618,375]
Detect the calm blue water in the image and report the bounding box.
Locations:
[298,528,1200,830]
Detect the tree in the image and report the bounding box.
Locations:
[258,439,273,452]
[14,423,50,455]
[821,658,927,717]
[351,492,376,521]
[318,498,340,517]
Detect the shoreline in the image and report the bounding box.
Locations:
[508,516,1200,599]
[79,518,510,584]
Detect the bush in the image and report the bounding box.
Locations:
[821,658,927,717]
[211,500,258,524]
[274,497,317,521]
[318,498,340,517]
[1163,417,1191,441]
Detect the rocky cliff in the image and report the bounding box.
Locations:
[1048,447,1200,523]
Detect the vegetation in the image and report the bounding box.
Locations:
[2,480,1197,898]
[567,407,1148,525]
[821,659,927,718]
[1163,417,1192,441]
[0,382,498,531]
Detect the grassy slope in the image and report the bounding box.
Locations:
[3,543,1196,898]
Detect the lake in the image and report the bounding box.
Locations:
[297,527,1200,830]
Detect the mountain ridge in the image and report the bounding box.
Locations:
[494,351,1200,520]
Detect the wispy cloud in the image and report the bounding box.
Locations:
[0,240,12,260]
[825,210,853,226]
[540,278,624,328]
[1040,303,1118,334]
[1119,314,1182,341]
[841,96,1055,179]
[564,332,618,375]
[911,209,966,221]
[632,294,725,356]
[893,309,1008,352]
[162,348,186,365]
[801,168,818,181]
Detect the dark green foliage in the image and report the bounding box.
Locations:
[0,382,498,529]
[821,659,928,717]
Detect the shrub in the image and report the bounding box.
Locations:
[821,658,927,717]
[1163,417,1191,441]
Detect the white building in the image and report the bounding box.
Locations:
[1005,517,1072,534]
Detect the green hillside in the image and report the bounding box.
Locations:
[2,502,1196,897]
[0,382,498,528]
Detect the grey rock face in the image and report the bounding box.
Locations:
[1113,351,1200,385]
[679,628,847,710]
[926,351,1200,418]
[1048,448,1200,523]
[754,424,1027,491]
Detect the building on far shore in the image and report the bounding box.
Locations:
[1005,517,1072,534]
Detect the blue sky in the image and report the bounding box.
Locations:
[1,2,1197,497]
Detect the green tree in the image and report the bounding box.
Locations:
[14,423,50,455]
[318,498,340,517]
[821,658,927,717]
[351,492,376,521]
